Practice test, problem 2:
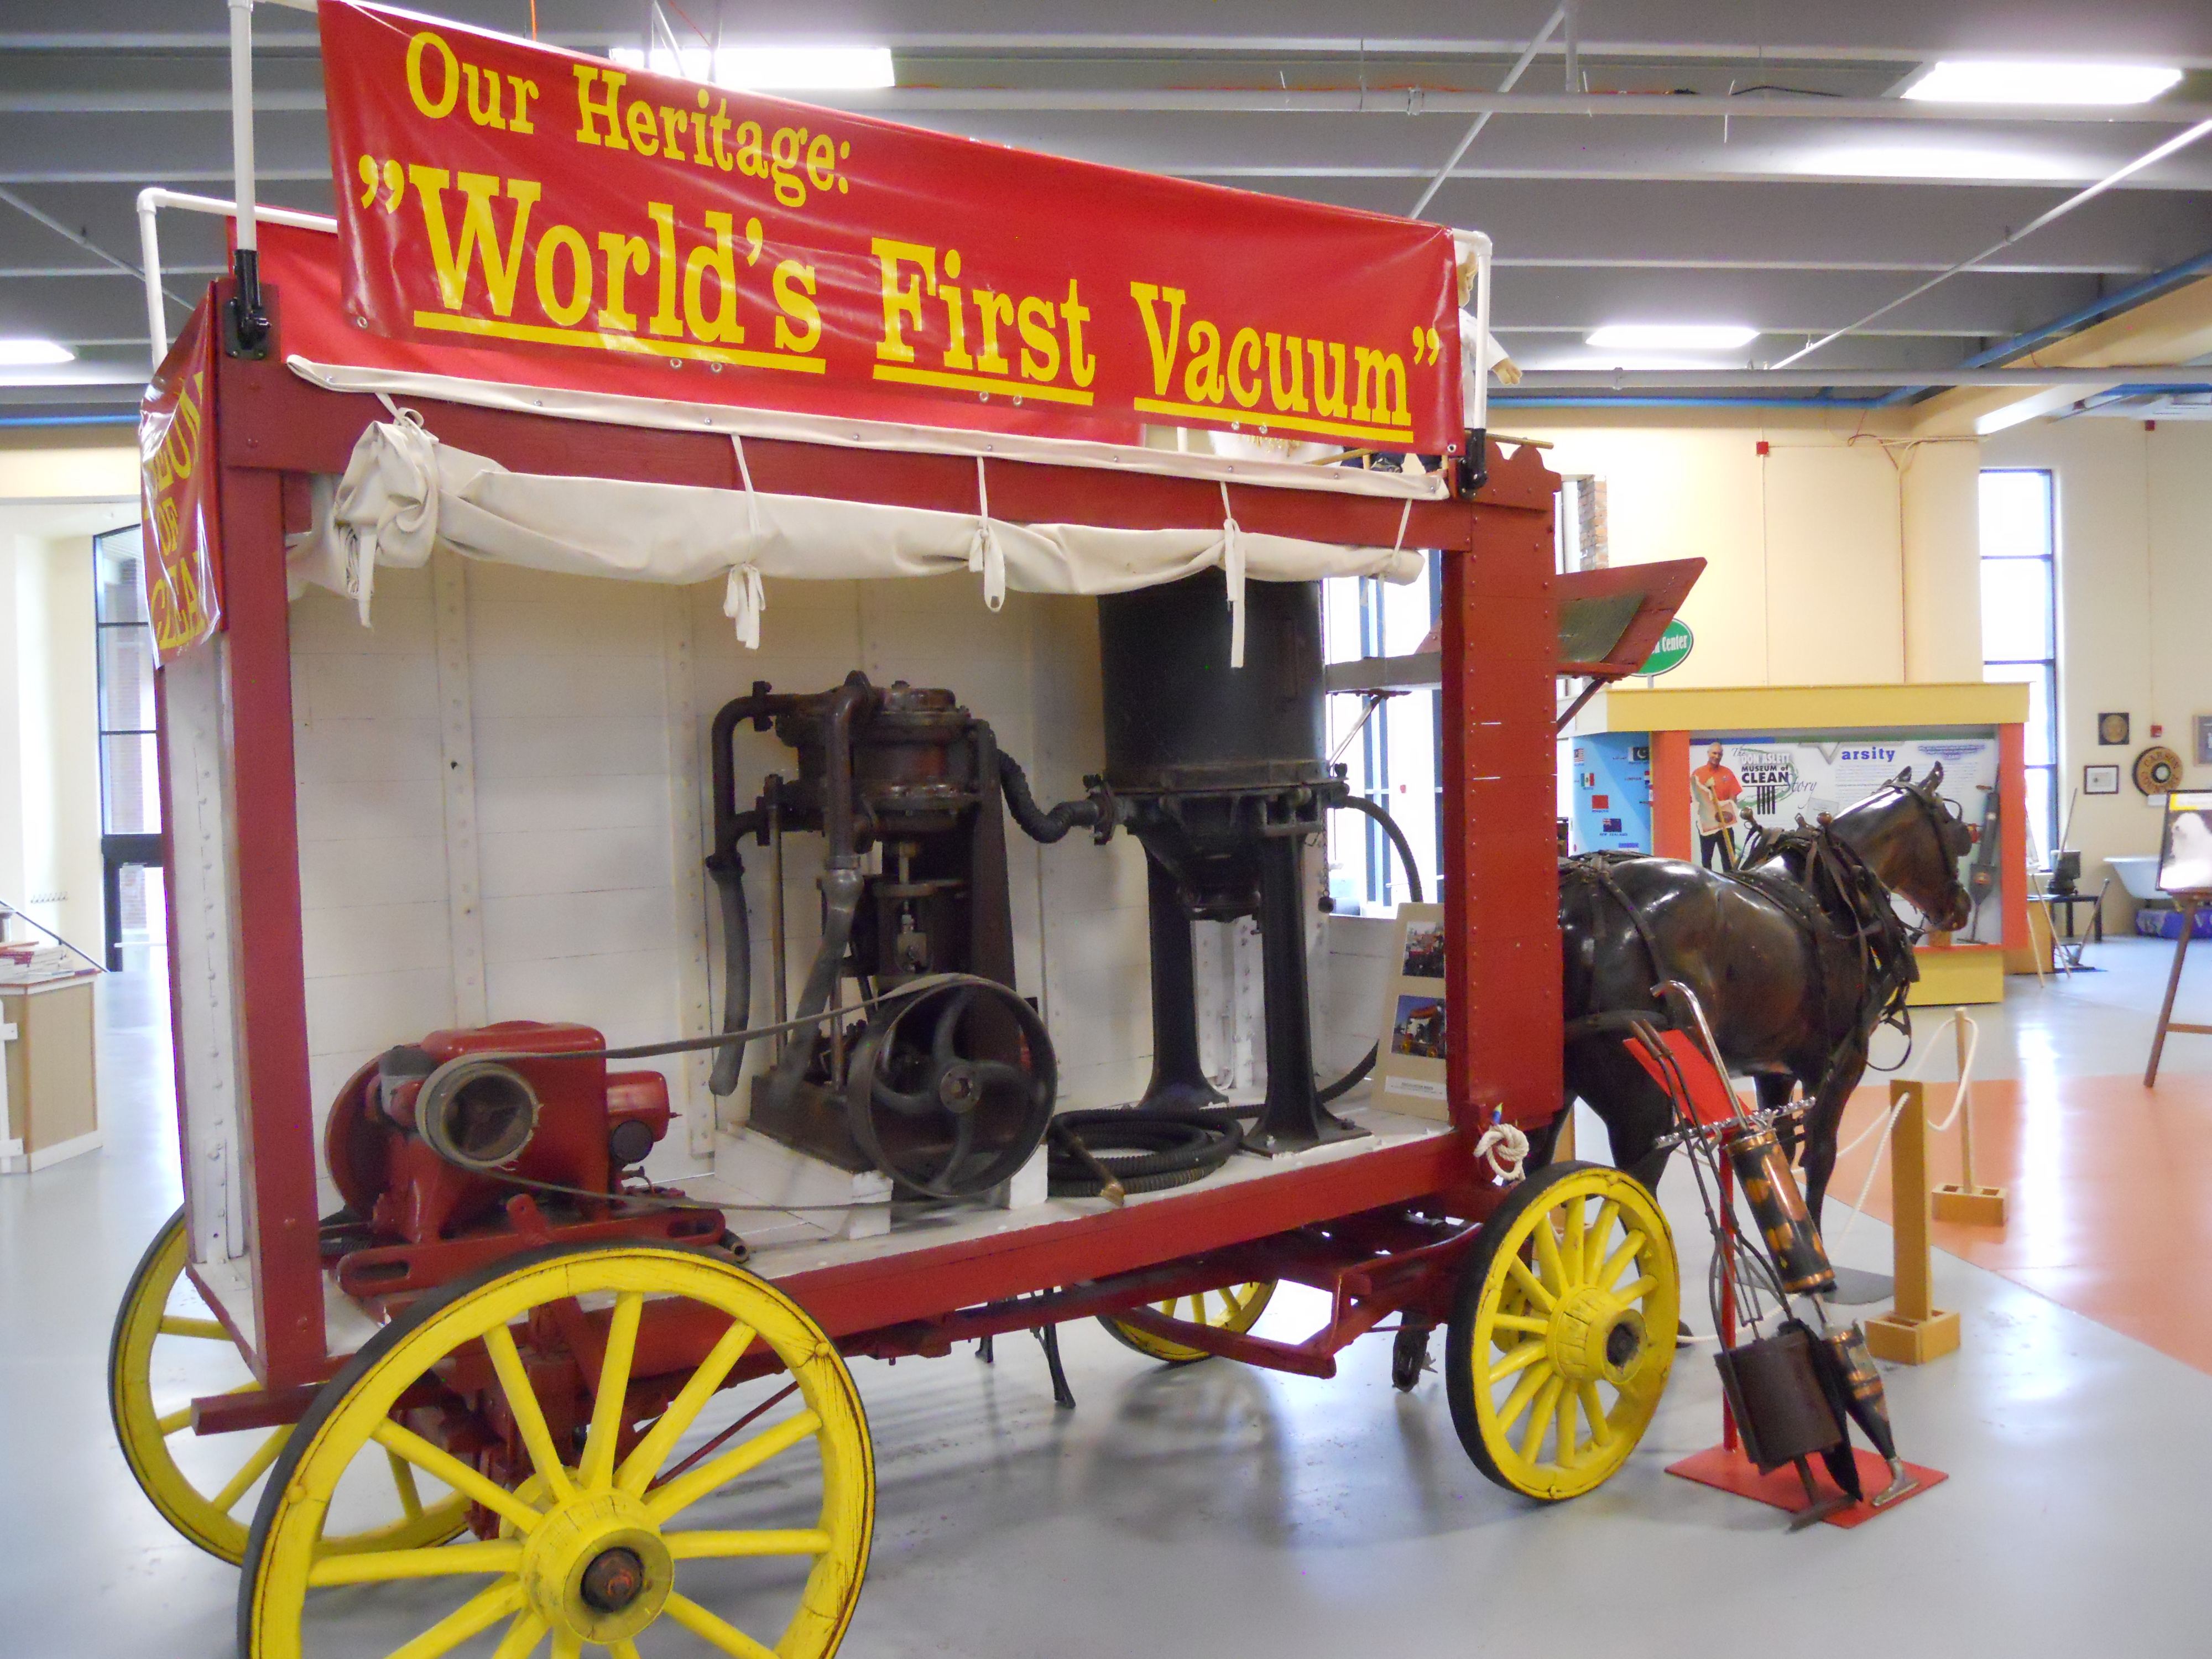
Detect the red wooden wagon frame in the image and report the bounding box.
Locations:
[109,8,1697,1655]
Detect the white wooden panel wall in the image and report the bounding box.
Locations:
[292,561,1378,1196]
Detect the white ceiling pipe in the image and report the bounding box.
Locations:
[1515,366,2210,388]
[1410,4,1565,217]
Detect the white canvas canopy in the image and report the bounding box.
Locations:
[295,416,1429,665]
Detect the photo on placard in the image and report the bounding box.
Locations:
[1401,918,1444,978]
[2084,764,2121,796]
[1390,993,1447,1058]
[2159,792,2212,896]
[2197,716,2212,767]
[1373,902,1449,1119]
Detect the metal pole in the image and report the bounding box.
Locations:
[1953,1010,1976,1191]
[1407,4,1565,217]
[1561,0,1579,93]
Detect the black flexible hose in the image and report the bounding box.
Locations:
[998,750,1111,843]
[706,855,752,1097]
[1046,1108,1241,1198]
[1316,794,1425,1104]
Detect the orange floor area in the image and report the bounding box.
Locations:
[1830,1067,2212,1375]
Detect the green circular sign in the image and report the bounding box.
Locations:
[1637,619,1694,677]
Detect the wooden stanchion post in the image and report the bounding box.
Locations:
[1932,1010,2006,1226]
[1866,1081,1961,1364]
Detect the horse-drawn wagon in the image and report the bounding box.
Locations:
[116,7,1705,1654]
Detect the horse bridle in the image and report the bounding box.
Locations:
[1879,776,1976,931]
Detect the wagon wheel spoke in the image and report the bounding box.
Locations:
[1505,1255,1556,1312]
[1555,1388,1579,1468]
[1487,1339,1545,1385]
[158,1314,231,1341]
[1618,1275,1660,1302]
[372,1420,544,1533]
[549,1632,582,1659]
[666,1528,833,1559]
[482,1325,576,1505]
[1491,1312,1551,1338]
[1532,1214,1572,1295]
[1598,1231,1648,1293]
[208,1426,290,1515]
[1579,1383,1614,1448]
[1495,1358,1554,1431]
[307,1540,522,1588]
[1584,1199,1620,1282]
[663,1590,780,1659]
[490,1610,547,1659]
[617,1318,758,1494]
[382,1579,526,1659]
[1561,1198,1587,1287]
[1520,1376,1563,1463]
[577,1292,643,1491]
[645,1408,825,1526]
[389,1449,425,1520]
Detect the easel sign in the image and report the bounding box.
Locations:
[2143,791,2212,1085]
[1373,903,1449,1121]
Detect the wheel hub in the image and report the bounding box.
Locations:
[1546,1288,1646,1387]
[936,1061,980,1112]
[520,1490,672,1644]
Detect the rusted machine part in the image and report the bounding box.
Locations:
[1721,1121,1838,1297]
[709,673,1052,1197]
[1711,1322,1856,1529]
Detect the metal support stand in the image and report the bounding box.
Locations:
[1133,855,1227,1114]
[2146,895,2210,1087]
[1246,834,1365,1155]
[1034,1324,1075,1409]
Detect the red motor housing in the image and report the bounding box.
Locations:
[325,1020,675,1245]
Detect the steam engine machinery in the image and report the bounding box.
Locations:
[704,576,1424,1199]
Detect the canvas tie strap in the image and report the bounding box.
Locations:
[969,455,1005,612]
[1220,481,1247,668]
[1394,497,1413,552]
[350,404,433,626]
[724,434,766,649]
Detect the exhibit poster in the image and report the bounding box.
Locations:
[1688,732,2002,935]
[1569,732,1652,854]
[1373,902,1448,1121]
[2158,791,2212,895]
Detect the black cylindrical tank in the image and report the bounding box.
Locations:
[1096,570,1328,793]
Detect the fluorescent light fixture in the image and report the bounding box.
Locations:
[610,43,895,91]
[1905,60,2182,106]
[1586,324,1758,351]
[0,338,73,367]
[1788,143,2068,182]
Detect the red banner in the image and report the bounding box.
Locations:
[317,1,1462,452]
[138,296,224,664]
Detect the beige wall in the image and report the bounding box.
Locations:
[1981,418,2212,917]
[1513,414,1980,687]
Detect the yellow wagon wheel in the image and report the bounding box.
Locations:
[1100,1282,1277,1365]
[239,1241,873,1659]
[1444,1161,1678,1501]
[108,1208,468,1564]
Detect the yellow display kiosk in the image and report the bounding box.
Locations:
[1583,682,2034,1004]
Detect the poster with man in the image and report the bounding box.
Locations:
[1691,743,1743,870]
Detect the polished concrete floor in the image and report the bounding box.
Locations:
[5,941,2211,1656]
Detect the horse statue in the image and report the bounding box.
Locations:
[1559,765,1976,1229]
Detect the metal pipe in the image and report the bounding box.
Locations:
[1561,0,1578,93]
[1408,5,1564,217]
[227,0,257,257]
[1774,117,2212,369]
[1519,366,2210,388]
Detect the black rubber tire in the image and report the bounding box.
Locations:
[1390,1324,1431,1392]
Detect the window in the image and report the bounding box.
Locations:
[1978,469,2058,863]
[95,527,160,835]
[1322,557,1444,911]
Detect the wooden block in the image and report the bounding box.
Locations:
[1864,1307,1961,1365]
[1932,1183,2007,1226]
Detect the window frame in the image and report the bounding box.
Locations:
[1978,468,2060,862]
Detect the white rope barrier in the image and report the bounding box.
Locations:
[1829,1006,1980,1248]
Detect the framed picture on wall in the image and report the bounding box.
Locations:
[2197,716,2212,767]
[2085,764,2120,796]
[2099,712,2130,747]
